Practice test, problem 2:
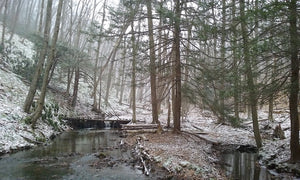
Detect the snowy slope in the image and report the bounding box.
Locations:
[0,25,67,154]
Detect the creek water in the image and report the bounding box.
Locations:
[0,129,164,180]
[223,151,273,180]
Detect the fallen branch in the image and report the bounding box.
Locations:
[243,118,269,125]
[192,125,205,132]
[20,135,43,145]
[133,137,152,176]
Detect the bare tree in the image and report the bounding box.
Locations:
[31,0,64,127]
[23,0,52,113]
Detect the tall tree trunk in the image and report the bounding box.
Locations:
[31,0,63,127]
[146,0,159,124]
[173,0,181,132]
[288,0,300,162]
[131,20,137,123]
[23,0,52,113]
[119,42,126,104]
[71,0,86,107]
[167,94,171,128]
[232,0,240,122]
[219,0,226,123]
[240,0,262,148]
[66,68,74,95]
[71,67,79,107]
[104,59,115,106]
[268,57,276,122]
[92,0,106,111]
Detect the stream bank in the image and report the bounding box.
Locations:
[124,131,226,179]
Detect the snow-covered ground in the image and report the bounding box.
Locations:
[0,66,69,154]
[0,25,69,154]
[0,21,298,178]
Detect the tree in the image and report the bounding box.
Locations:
[92,0,106,111]
[231,0,240,123]
[288,0,300,163]
[240,0,262,148]
[30,0,64,127]
[38,0,45,33]
[23,0,52,113]
[172,0,182,132]
[146,0,159,125]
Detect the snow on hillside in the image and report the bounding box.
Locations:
[0,26,67,154]
[0,23,35,69]
[0,67,67,154]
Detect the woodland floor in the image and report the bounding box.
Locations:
[124,131,226,179]
[119,106,300,179]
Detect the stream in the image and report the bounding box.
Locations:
[0,129,166,180]
[222,151,273,180]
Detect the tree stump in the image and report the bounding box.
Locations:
[273,124,285,139]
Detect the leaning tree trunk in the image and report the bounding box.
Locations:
[23,0,52,113]
[31,0,63,127]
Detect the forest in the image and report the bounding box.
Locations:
[0,0,299,179]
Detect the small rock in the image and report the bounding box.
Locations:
[179,160,190,167]
[95,152,107,159]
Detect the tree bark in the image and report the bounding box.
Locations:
[104,59,115,106]
[173,0,181,132]
[119,41,126,104]
[288,0,300,162]
[131,20,137,123]
[71,67,80,107]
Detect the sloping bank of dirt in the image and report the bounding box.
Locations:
[124,131,226,179]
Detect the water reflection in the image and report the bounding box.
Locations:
[223,152,271,180]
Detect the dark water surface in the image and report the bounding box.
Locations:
[0,129,160,180]
[223,151,272,180]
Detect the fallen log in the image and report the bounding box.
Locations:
[124,129,157,133]
[122,124,158,130]
[182,131,219,145]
